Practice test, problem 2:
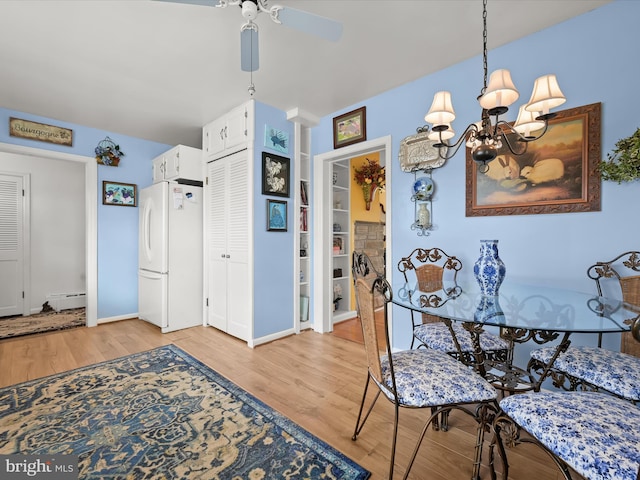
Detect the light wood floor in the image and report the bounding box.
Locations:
[0,319,576,480]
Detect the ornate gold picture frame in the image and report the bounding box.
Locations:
[466,102,601,217]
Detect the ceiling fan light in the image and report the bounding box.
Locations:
[514,105,545,136]
[425,91,455,126]
[479,69,519,110]
[525,74,566,115]
[241,0,258,20]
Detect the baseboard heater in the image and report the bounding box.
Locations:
[46,292,86,311]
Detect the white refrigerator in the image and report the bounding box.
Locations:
[138,181,203,333]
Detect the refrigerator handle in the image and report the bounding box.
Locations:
[144,201,153,260]
[139,269,164,280]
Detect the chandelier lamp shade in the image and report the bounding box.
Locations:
[425,0,566,172]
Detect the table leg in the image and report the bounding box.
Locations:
[527,331,572,391]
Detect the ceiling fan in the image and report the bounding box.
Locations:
[157,0,343,72]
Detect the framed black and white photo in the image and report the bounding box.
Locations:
[262,152,290,198]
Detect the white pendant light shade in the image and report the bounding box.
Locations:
[479,69,519,110]
[428,124,455,141]
[425,91,456,126]
[525,74,566,115]
[514,105,545,137]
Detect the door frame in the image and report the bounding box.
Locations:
[312,135,392,334]
[0,142,97,327]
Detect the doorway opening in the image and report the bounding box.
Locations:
[0,142,97,327]
[312,135,392,334]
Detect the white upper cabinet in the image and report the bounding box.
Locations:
[203,103,252,159]
[152,145,203,184]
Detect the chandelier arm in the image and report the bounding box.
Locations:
[498,130,529,157]
[495,119,551,144]
[435,123,480,160]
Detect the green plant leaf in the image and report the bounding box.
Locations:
[599,127,640,183]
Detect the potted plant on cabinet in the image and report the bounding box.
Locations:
[600,127,640,183]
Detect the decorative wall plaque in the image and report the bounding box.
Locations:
[9,117,73,146]
[399,129,446,172]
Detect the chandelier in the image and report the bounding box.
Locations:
[424,0,566,172]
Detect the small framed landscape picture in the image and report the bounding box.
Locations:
[267,199,287,232]
[262,152,290,198]
[333,106,367,149]
[102,181,137,207]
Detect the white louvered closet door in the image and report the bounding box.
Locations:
[207,158,228,332]
[205,150,249,341]
[0,174,24,317]
[225,151,249,341]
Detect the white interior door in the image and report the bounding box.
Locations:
[205,151,249,341]
[207,158,228,331]
[226,151,249,340]
[0,174,24,317]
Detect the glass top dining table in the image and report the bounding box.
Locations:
[392,277,639,392]
[393,277,637,334]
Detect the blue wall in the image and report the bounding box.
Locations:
[0,101,297,336]
[3,0,638,345]
[0,108,171,319]
[312,0,640,351]
[253,102,295,338]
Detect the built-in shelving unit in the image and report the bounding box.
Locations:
[287,108,318,333]
[332,161,352,322]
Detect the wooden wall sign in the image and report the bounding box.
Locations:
[9,117,73,146]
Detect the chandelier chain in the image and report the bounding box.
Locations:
[424,0,565,166]
[481,0,488,96]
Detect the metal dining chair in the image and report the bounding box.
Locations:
[528,251,640,403]
[351,251,499,480]
[397,247,510,367]
[492,391,640,480]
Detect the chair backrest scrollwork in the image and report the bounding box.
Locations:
[397,247,462,324]
[587,251,640,357]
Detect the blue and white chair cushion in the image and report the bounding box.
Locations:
[377,349,497,407]
[500,392,640,480]
[530,346,640,401]
[415,322,509,353]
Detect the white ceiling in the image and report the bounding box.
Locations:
[0,0,610,148]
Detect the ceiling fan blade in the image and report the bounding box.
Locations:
[276,6,343,42]
[240,27,260,72]
[154,0,218,6]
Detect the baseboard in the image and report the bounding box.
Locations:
[251,328,297,347]
[97,313,138,325]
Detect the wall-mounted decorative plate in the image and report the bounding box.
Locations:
[413,176,434,201]
[399,130,447,172]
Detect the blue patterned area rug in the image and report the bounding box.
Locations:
[0,345,370,479]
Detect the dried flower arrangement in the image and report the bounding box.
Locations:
[95,136,125,167]
[353,158,385,210]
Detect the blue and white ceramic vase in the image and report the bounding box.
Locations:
[473,240,506,296]
[474,295,504,322]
